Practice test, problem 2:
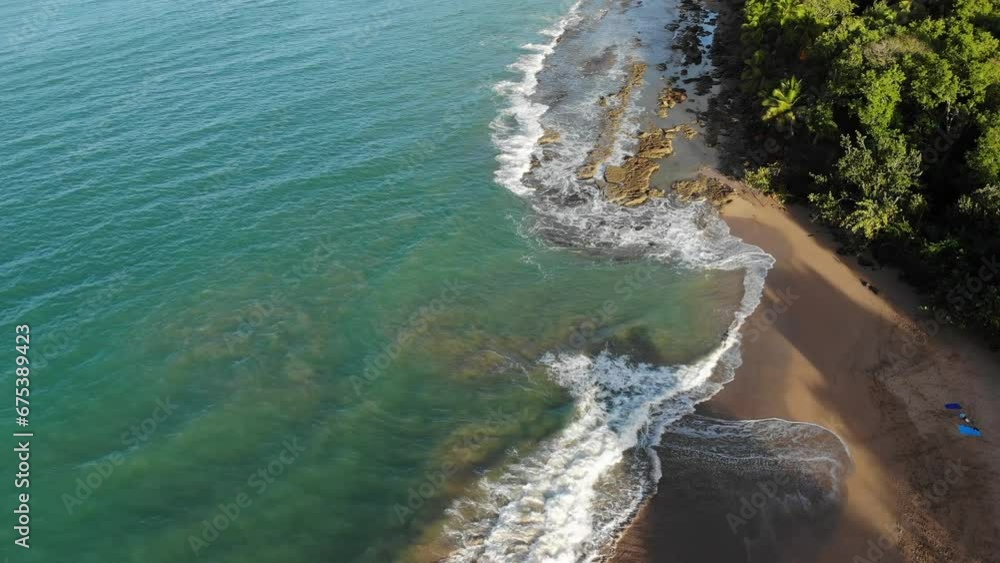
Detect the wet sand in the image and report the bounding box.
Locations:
[611,187,1000,562]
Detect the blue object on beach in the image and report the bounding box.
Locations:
[958,425,982,437]
[945,403,962,409]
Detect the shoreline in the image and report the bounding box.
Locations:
[610,184,1000,562]
[605,0,1000,558]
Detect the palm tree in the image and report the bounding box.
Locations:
[762,76,802,133]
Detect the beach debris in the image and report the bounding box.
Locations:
[538,128,562,145]
[860,279,881,295]
[947,405,982,436]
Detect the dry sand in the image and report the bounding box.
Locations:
[611,185,1000,563]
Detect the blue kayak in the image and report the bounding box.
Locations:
[958,425,983,437]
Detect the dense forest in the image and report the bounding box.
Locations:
[733,0,1000,339]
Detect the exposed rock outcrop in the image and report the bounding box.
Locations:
[671,174,733,205]
[657,87,688,118]
[576,62,647,180]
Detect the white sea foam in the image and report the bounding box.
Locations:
[458,1,818,561]
[446,248,771,562]
[491,2,583,196]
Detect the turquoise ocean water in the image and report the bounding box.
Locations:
[1,0,775,561]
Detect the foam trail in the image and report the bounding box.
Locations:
[492,1,583,196]
[457,0,786,560]
[446,252,772,563]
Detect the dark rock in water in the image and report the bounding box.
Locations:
[601,326,664,365]
[656,62,668,72]
[581,46,617,76]
[672,23,705,65]
[692,74,715,96]
[680,69,688,76]
[538,89,569,106]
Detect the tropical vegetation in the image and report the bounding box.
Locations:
[736,0,1000,338]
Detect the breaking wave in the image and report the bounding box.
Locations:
[491,1,584,196]
[442,0,820,561]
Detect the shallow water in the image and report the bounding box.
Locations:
[3,0,775,562]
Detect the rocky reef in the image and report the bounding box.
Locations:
[671,173,733,206]
[599,125,698,207]
[576,61,647,180]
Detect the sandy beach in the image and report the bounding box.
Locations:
[611,186,1000,562]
